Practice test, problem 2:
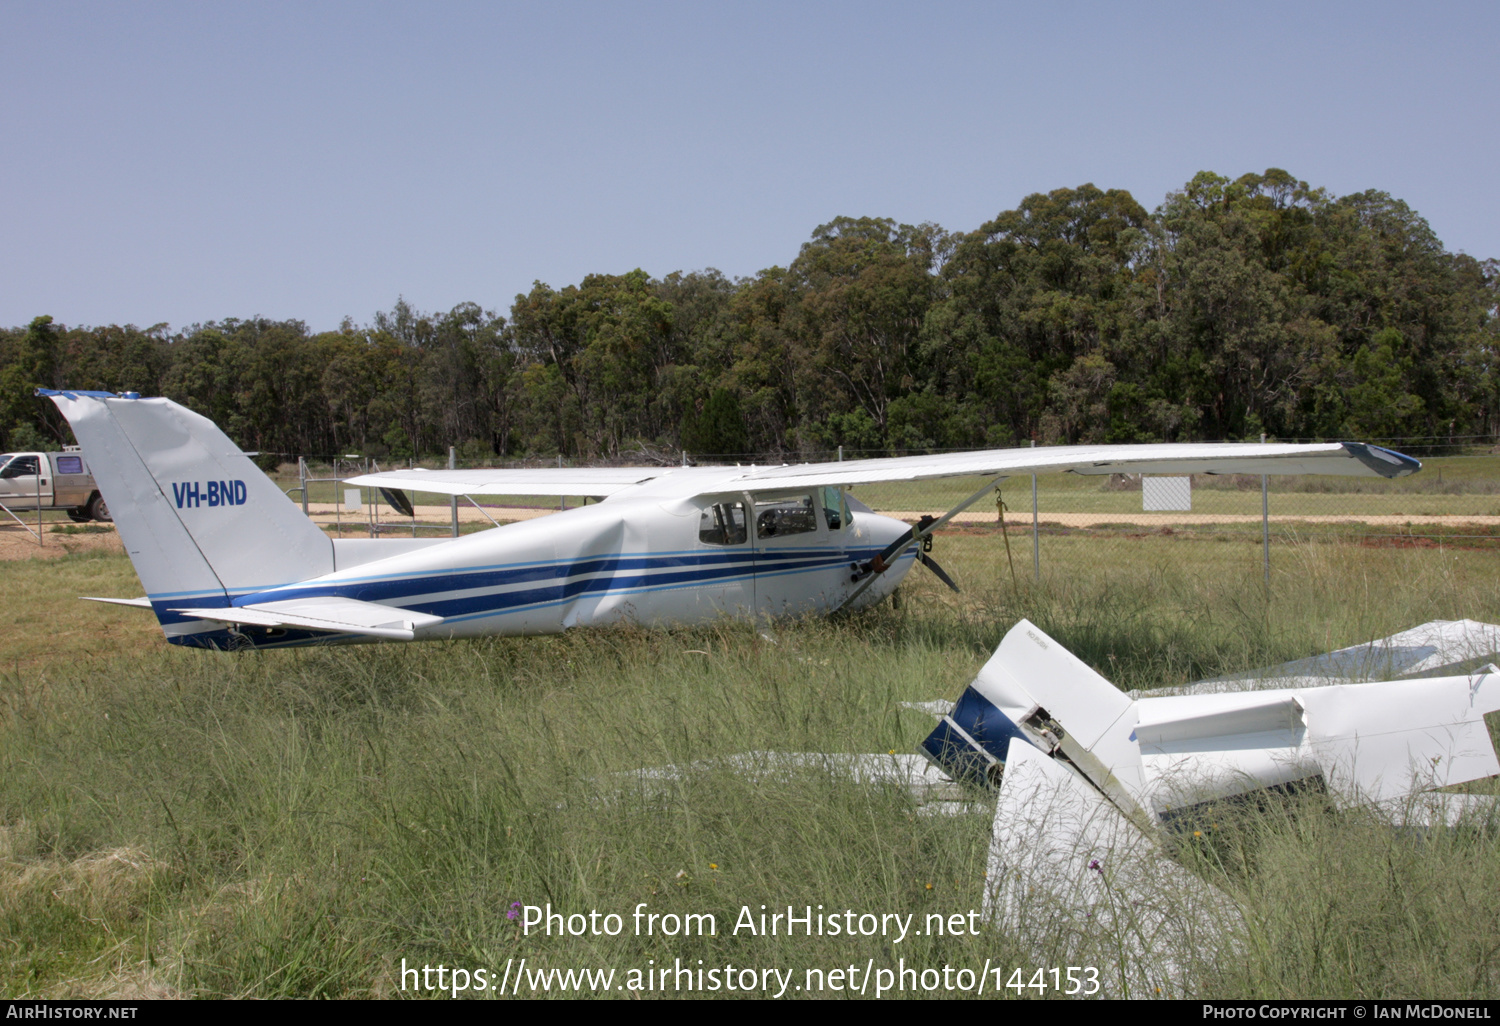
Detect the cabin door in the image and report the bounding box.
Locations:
[687,497,756,621]
[751,488,853,618]
[0,455,43,508]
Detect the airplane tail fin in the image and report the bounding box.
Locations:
[42,390,333,642]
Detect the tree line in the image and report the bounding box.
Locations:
[4,168,1497,462]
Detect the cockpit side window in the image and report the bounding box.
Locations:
[754,494,818,539]
[699,501,748,545]
[820,486,849,531]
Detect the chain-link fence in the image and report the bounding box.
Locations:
[855,458,1500,601]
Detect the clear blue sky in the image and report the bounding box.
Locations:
[3,0,1495,333]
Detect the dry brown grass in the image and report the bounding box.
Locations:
[0,821,184,998]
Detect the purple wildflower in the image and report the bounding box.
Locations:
[507,901,522,921]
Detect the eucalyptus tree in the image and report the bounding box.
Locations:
[787,216,950,451]
[925,185,1150,445]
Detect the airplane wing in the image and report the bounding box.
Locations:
[341,467,664,498]
[343,441,1416,502]
[728,440,1418,490]
[168,596,445,641]
[729,441,1418,610]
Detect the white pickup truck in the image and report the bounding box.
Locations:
[0,448,111,522]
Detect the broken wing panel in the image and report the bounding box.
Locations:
[1133,691,1317,805]
[1299,676,1500,803]
[985,739,1238,997]
[1141,620,1500,698]
[919,619,1147,810]
[983,621,1135,752]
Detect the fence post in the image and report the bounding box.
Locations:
[449,446,459,537]
[1031,440,1038,578]
[1261,432,1270,593]
[298,456,308,516]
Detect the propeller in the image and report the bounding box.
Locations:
[916,549,961,593]
[850,514,961,594]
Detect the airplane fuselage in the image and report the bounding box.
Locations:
[157,482,916,648]
[45,389,1421,652]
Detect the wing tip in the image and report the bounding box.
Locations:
[1341,442,1422,478]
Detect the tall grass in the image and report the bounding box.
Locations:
[2,542,1499,997]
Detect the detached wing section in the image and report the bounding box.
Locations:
[730,440,1418,490]
[341,467,663,498]
[168,596,445,641]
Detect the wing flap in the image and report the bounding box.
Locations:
[169,596,445,640]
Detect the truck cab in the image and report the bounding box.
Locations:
[0,449,110,521]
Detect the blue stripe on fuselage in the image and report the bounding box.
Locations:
[239,548,764,606]
[153,543,907,635]
[244,545,889,618]
[242,546,880,606]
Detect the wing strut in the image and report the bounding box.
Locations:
[835,475,1006,613]
[463,495,503,527]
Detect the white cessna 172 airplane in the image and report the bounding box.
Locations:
[42,388,1421,651]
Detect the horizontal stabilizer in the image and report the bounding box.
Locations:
[82,595,154,609]
[169,596,445,640]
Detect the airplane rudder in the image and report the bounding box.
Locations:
[49,392,332,595]
[107,396,334,590]
[45,391,230,610]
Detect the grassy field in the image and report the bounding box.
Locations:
[3,536,1500,998]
